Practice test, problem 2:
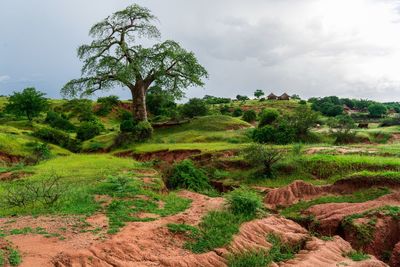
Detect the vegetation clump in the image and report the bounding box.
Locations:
[165,160,212,192]
[243,144,283,177]
[225,186,263,218]
[5,87,48,122]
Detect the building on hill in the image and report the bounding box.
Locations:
[278,93,290,100]
[267,93,278,100]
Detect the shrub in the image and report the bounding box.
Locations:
[258,109,279,127]
[96,95,120,116]
[166,160,211,192]
[133,121,153,141]
[45,111,75,131]
[252,121,295,145]
[76,121,102,141]
[328,115,357,144]
[220,105,231,115]
[252,125,277,144]
[242,144,283,177]
[242,110,257,122]
[119,109,133,121]
[181,98,208,118]
[33,127,68,144]
[32,142,51,161]
[299,100,307,105]
[225,187,263,218]
[368,103,387,118]
[4,172,65,208]
[232,108,243,117]
[62,98,95,122]
[120,119,137,132]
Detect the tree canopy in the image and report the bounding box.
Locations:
[5,87,48,121]
[62,4,208,122]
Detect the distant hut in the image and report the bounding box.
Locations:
[267,93,278,100]
[343,104,351,114]
[278,93,290,100]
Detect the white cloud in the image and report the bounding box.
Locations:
[0,75,10,83]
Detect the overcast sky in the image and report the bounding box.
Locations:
[1,0,400,101]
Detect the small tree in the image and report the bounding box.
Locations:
[368,104,387,118]
[236,95,249,102]
[242,143,283,177]
[254,90,264,99]
[5,87,48,121]
[242,110,257,122]
[287,105,318,138]
[328,115,356,144]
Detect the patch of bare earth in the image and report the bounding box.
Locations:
[0,215,108,267]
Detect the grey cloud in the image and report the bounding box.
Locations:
[1,0,400,101]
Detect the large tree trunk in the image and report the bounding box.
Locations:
[130,81,148,122]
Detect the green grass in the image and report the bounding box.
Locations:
[280,187,390,222]
[8,248,21,266]
[301,154,400,180]
[227,233,301,267]
[185,210,247,253]
[227,250,272,267]
[106,194,191,233]
[345,250,371,261]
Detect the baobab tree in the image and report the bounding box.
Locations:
[62,4,208,122]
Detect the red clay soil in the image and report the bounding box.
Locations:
[390,242,400,267]
[52,191,225,267]
[343,214,400,264]
[115,149,202,164]
[305,192,400,236]
[280,236,387,267]
[264,180,332,208]
[0,152,23,164]
[264,179,400,209]
[3,190,389,267]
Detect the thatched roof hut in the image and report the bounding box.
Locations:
[267,93,278,100]
[278,93,290,100]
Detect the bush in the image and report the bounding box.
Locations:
[258,109,279,127]
[4,172,65,208]
[32,142,51,162]
[120,119,137,132]
[220,105,231,115]
[33,127,67,144]
[252,125,277,144]
[166,160,211,192]
[225,187,263,218]
[252,121,296,145]
[133,121,153,141]
[242,110,257,122]
[45,111,75,131]
[76,121,102,141]
[96,95,120,116]
[33,127,81,152]
[232,108,243,117]
[368,103,387,118]
[181,98,208,118]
